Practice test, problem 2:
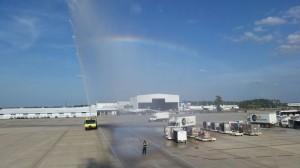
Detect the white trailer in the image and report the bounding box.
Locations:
[168,116,196,127]
[248,112,277,127]
[149,112,169,122]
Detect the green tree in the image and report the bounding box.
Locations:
[215,96,223,112]
[238,99,283,109]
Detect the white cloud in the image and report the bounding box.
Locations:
[286,32,300,44]
[254,26,266,32]
[279,44,300,50]
[277,31,300,55]
[234,26,244,30]
[286,6,300,17]
[266,8,276,15]
[0,16,40,50]
[130,3,142,15]
[255,17,286,26]
[285,5,300,23]
[199,69,207,72]
[232,31,273,42]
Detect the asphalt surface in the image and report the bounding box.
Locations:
[1,112,300,168]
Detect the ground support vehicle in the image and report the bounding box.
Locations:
[229,132,244,136]
[185,127,200,137]
[244,124,261,136]
[288,117,300,129]
[149,112,169,122]
[195,131,216,142]
[164,126,176,140]
[248,112,277,127]
[218,122,232,134]
[203,121,211,130]
[229,121,245,132]
[279,116,291,128]
[164,116,196,142]
[173,128,187,143]
[84,116,97,130]
[229,121,244,136]
[210,122,220,132]
[165,127,188,143]
[293,120,300,129]
[288,119,294,128]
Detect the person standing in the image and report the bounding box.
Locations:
[142,140,148,155]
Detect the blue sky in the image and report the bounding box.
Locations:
[1,0,300,107]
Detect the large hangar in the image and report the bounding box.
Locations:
[130,94,179,111]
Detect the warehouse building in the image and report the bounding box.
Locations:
[0,106,97,119]
[288,103,300,107]
[0,94,180,119]
[130,93,179,111]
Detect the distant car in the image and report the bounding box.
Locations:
[84,116,97,130]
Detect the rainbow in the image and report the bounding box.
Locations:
[106,36,198,56]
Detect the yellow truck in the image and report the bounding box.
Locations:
[84,116,97,130]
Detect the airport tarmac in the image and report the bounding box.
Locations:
[1,112,300,168]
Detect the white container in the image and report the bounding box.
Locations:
[173,129,187,143]
[248,112,277,127]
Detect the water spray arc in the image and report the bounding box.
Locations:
[68,3,91,105]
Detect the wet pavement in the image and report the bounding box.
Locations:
[1,113,300,168]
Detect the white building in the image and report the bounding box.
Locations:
[0,106,97,119]
[288,103,300,107]
[181,103,239,112]
[130,93,179,111]
[96,102,119,115]
[221,105,239,111]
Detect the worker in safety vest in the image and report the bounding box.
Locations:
[142,140,148,155]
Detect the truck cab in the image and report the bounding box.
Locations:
[149,115,158,122]
[279,116,290,127]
